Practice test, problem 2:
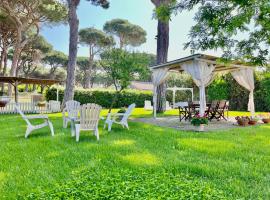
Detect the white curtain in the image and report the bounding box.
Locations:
[182,60,215,116]
[152,68,169,118]
[231,68,255,116]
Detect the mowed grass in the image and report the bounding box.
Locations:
[0,109,269,199]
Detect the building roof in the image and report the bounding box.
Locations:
[0,76,61,85]
[151,53,255,73]
[130,81,153,91]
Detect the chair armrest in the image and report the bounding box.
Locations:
[111,113,125,117]
[27,115,48,119]
[62,108,67,117]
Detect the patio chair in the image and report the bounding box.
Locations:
[177,102,189,122]
[62,100,81,128]
[144,100,153,110]
[48,100,61,113]
[15,105,54,138]
[104,103,136,132]
[215,100,228,121]
[205,100,219,120]
[185,101,199,120]
[224,101,230,119]
[75,103,102,142]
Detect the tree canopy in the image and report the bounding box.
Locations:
[79,27,115,55]
[100,48,150,91]
[43,50,68,78]
[172,0,270,66]
[103,19,147,49]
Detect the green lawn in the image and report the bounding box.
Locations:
[0,109,270,199]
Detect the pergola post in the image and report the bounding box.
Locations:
[172,87,176,108]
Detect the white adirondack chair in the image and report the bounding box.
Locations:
[15,105,54,138]
[48,100,61,113]
[75,103,102,142]
[144,100,153,110]
[62,100,80,128]
[104,103,135,132]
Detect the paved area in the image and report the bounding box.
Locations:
[132,116,254,132]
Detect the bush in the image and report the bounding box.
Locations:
[207,73,270,112]
[45,87,153,108]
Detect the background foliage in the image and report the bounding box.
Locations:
[46,87,152,108]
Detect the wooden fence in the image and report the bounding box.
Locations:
[0,101,61,114]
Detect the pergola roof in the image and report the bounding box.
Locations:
[0,76,61,85]
[151,53,254,73]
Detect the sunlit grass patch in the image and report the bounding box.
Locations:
[1,112,270,199]
[112,139,135,146]
[122,152,161,166]
[178,138,236,155]
[0,172,7,184]
[46,151,60,159]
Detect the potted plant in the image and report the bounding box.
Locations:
[259,113,270,124]
[191,114,208,132]
[235,116,249,126]
[248,117,259,125]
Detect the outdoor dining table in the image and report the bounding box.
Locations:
[178,103,211,121]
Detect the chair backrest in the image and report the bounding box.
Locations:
[65,100,81,118]
[48,100,61,112]
[218,100,227,109]
[210,100,219,109]
[121,103,135,123]
[15,105,31,126]
[175,102,188,108]
[192,101,200,105]
[144,100,152,109]
[225,101,229,110]
[80,103,102,129]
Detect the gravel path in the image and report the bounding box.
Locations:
[132,117,250,132]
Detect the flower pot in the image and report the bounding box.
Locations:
[237,120,249,126]
[248,120,257,125]
[194,124,205,132]
[262,118,270,124]
[0,101,8,107]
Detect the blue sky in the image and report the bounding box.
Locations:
[41,0,221,61]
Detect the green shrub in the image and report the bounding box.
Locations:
[207,73,270,112]
[45,87,152,108]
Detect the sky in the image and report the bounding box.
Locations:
[41,0,221,62]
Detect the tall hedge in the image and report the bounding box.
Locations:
[45,88,153,108]
[207,73,270,112]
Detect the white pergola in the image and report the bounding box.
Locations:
[151,54,255,118]
[166,86,194,108]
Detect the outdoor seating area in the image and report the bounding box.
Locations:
[1,0,270,198]
[0,77,61,114]
[178,100,229,122]
[62,100,135,142]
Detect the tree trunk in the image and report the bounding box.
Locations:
[1,51,8,94]
[8,29,23,96]
[85,51,94,88]
[62,0,79,107]
[156,20,169,113]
